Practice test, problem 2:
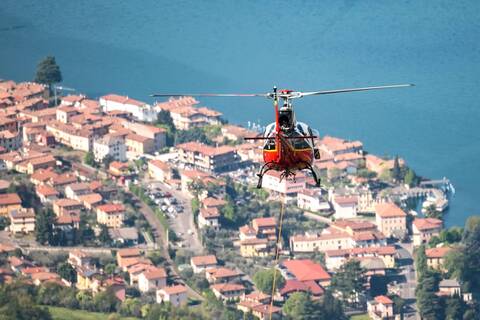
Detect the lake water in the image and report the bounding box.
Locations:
[1,1,479,227]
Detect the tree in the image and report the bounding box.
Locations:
[58,262,77,283]
[392,155,402,182]
[84,151,95,166]
[445,296,465,320]
[105,263,117,277]
[330,259,366,305]
[94,288,119,313]
[415,244,428,278]
[404,168,418,187]
[221,196,236,226]
[253,268,285,294]
[34,56,62,99]
[99,224,112,245]
[283,292,313,320]
[35,208,54,244]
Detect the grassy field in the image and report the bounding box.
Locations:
[48,306,138,320]
[350,314,371,320]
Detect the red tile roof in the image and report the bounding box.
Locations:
[375,203,407,218]
[161,284,187,295]
[282,259,331,282]
[191,255,217,266]
[252,217,276,228]
[36,184,59,197]
[375,295,393,304]
[0,193,21,206]
[142,267,167,280]
[177,142,235,157]
[202,197,226,208]
[97,203,125,214]
[211,283,245,293]
[425,247,452,259]
[413,218,443,231]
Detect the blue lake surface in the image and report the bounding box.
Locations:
[1,1,479,227]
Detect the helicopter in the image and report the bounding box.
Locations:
[151,83,413,188]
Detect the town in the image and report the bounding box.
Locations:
[0,61,478,320]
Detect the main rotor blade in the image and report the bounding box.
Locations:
[300,84,414,97]
[150,93,269,98]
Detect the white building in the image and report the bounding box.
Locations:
[297,189,330,212]
[100,94,158,122]
[138,267,167,293]
[156,285,188,306]
[262,171,306,202]
[93,134,126,162]
[198,207,220,230]
[331,195,358,219]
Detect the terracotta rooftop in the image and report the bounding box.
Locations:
[211,283,245,293]
[202,197,226,208]
[375,203,407,218]
[161,285,187,295]
[413,218,443,231]
[142,267,167,280]
[148,159,170,171]
[375,295,394,304]
[425,246,452,259]
[36,184,59,197]
[282,259,331,282]
[191,255,217,266]
[0,193,21,206]
[252,217,277,228]
[177,142,235,157]
[97,203,125,213]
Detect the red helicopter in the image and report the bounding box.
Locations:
[151,84,413,188]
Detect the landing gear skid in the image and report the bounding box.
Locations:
[304,162,321,187]
[256,162,275,188]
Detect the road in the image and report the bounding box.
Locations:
[396,242,419,320]
[143,179,203,254]
[128,189,204,301]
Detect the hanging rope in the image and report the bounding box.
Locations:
[269,200,286,320]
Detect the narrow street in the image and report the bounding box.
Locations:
[396,242,419,320]
[142,179,203,254]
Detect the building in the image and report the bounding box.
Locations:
[375,203,407,238]
[332,195,358,219]
[65,182,92,200]
[35,184,59,203]
[297,189,329,212]
[198,207,221,229]
[122,122,166,150]
[125,133,154,156]
[0,130,21,151]
[53,199,83,216]
[438,279,461,297]
[9,208,35,234]
[116,248,142,269]
[239,238,271,257]
[190,255,218,273]
[426,247,451,271]
[318,136,363,159]
[93,134,126,162]
[205,267,243,284]
[176,142,241,173]
[261,171,306,201]
[412,218,443,247]
[138,267,167,292]
[0,193,22,216]
[211,283,246,301]
[96,203,125,228]
[252,217,277,241]
[68,250,92,268]
[100,94,158,122]
[147,160,172,182]
[365,154,405,175]
[325,246,396,271]
[109,227,139,245]
[155,97,221,130]
[156,285,188,306]
[281,259,331,287]
[367,295,395,320]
